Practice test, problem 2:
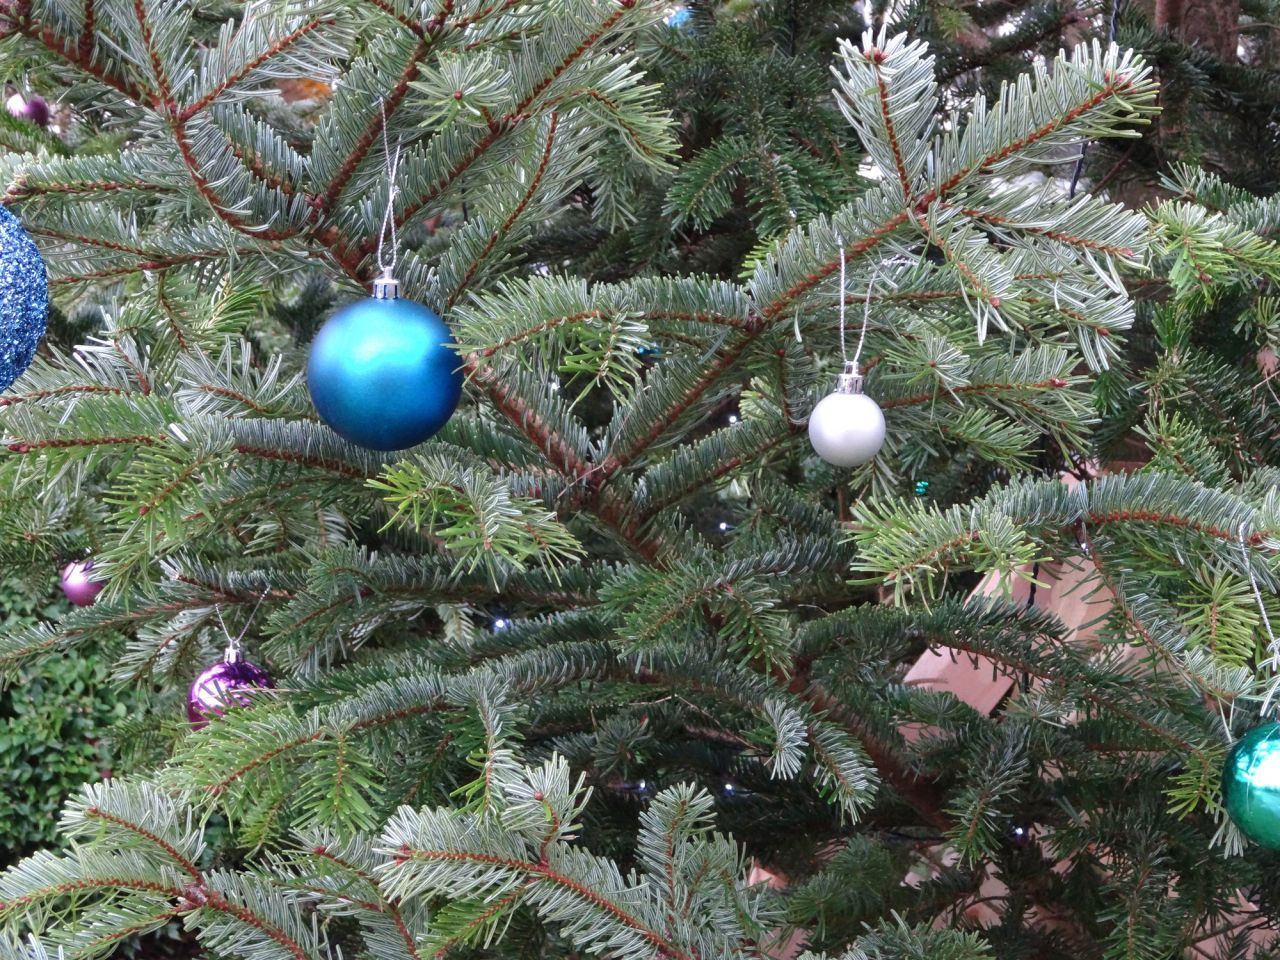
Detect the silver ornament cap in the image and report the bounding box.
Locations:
[808,361,886,467]
[372,267,400,300]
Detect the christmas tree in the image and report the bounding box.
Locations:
[4,0,1280,958]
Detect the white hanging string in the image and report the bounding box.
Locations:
[836,245,882,374]
[852,257,879,373]
[375,98,403,277]
[1240,521,1280,715]
[837,245,848,364]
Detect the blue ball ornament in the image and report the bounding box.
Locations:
[665,6,692,27]
[1223,721,1280,848]
[0,205,49,391]
[306,274,463,451]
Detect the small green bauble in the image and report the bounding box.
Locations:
[1223,722,1280,848]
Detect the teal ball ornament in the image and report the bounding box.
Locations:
[1223,722,1280,848]
[306,274,462,451]
[0,205,49,391]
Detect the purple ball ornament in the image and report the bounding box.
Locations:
[6,93,49,127]
[60,559,104,607]
[187,648,274,728]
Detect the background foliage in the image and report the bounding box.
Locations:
[0,579,128,866]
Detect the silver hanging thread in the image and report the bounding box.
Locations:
[374,98,403,299]
[1240,522,1280,716]
[216,588,271,664]
[834,247,879,394]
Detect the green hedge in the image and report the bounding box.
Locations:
[0,579,130,865]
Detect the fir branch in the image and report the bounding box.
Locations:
[315,37,429,216]
[11,11,153,105]
[0,877,186,913]
[4,178,173,201]
[81,807,203,881]
[446,113,561,309]
[181,17,335,120]
[391,848,699,960]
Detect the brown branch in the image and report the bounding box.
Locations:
[379,3,631,251]
[912,211,1001,309]
[477,310,607,358]
[233,444,372,480]
[85,910,181,950]
[4,179,172,202]
[933,76,1137,199]
[1084,509,1270,547]
[156,269,191,350]
[0,384,127,407]
[598,326,765,480]
[447,113,561,309]
[878,376,1071,410]
[361,0,426,36]
[784,665,952,831]
[430,889,527,959]
[196,384,273,415]
[642,426,800,516]
[83,806,203,880]
[26,225,153,257]
[138,459,204,517]
[937,631,1204,757]
[448,0,519,31]
[204,890,312,960]
[129,0,294,240]
[951,203,1136,258]
[0,878,185,913]
[465,360,595,480]
[868,47,914,197]
[77,0,96,58]
[315,38,430,216]
[15,14,152,105]
[6,434,162,453]
[47,246,260,285]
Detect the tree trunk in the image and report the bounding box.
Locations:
[1157,0,1240,62]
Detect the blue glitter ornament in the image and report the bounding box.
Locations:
[1223,721,1280,848]
[306,271,462,451]
[0,205,49,391]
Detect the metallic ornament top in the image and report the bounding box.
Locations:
[1223,721,1280,849]
[306,270,463,451]
[0,205,49,391]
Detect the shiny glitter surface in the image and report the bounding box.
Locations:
[0,205,48,391]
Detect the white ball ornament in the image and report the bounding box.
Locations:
[808,363,885,467]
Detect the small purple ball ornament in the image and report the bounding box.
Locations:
[60,559,104,607]
[6,93,49,127]
[187,647,274,728]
